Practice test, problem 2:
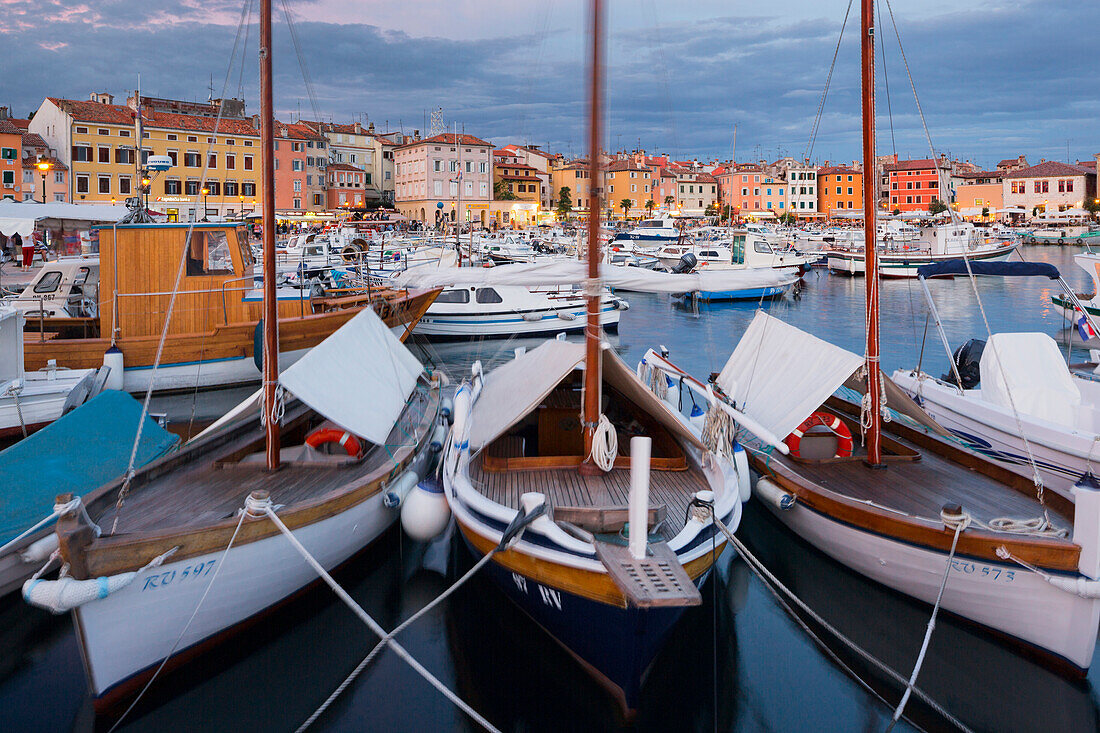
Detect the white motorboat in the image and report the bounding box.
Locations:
[892,259,1100,504]
[413,284,626,339]
[0,307,104,440]
[827,222,1018,277]
[611,213,682,244]
[3,255,100,322]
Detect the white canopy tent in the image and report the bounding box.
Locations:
[0,201,130,237]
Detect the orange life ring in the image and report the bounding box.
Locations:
[784,411,853,459]
[305,428,361,456]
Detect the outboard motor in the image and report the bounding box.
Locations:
[308,278,326,300]
[943,338,985,389]
[672,252,698,274]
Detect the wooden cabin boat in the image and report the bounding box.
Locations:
[21,222,438,393]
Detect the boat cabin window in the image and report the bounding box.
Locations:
[186,231,235,276]
[699,250,719,258]
[754,240,772,254]
[475,288,503,304]
[73,267,91,286]
[33,271,63,293]
[435,289,471,304]
[235,226,254,267]
[731,237,745,265]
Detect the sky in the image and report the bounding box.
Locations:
[1,0,1097,168]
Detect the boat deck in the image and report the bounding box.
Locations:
[779,434,1073,531]
[98,388,434,535]
[469,453,703,541]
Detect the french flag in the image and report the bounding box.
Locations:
[1077,308,1097,341]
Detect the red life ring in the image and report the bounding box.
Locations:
[305,428,361,456]
[784,411,853,459]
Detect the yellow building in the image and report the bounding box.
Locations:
[31,93,262,221]
[605,160,652,219]
[550,160,593,216]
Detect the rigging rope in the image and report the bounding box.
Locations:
[804,0,854,163]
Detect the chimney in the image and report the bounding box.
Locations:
[354,121,362,134]
[0,106,8,120]
[251,114,260,130]
[367,121,375,133]
[413,129,420,140]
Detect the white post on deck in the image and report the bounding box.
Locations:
[628,436,652,560]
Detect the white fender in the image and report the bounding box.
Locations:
[20,533,59,563]
[753,477,796,511]
[24,572,138,614]
[383,470,420,509]
[733,442,751,503]
[401,479,451,542]
[103,346,124,392]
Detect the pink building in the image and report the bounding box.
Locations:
[18,127,68,203]
[394,132,493,225]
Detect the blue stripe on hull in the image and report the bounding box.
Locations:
[464,535,690,711]
[683,285,788,302]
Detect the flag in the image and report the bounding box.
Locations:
[1077,308,1097,341]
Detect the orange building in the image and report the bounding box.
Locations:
[884,157,948,212]
[605,160,652,218]
[0,120,21,201]
[818,165,862,216]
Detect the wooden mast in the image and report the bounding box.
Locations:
[860,0,883,466]
[580,0,605,476]
[260,0,280,470]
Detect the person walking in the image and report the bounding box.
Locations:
[14,232,32,271]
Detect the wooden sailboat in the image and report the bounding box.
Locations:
[656,0,1100,675]
[440,0,747,715]
[23,1,446,712]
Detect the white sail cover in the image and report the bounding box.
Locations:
[468,339,704,451]
[716,311,863,439]
[469,340,586,451]
[979,332,1081,429]
[392,260,795,294]
[279,307,422,444]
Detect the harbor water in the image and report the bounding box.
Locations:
[2,246,1097,732]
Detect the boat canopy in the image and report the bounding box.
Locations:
[717,311,864,440]
[0,200,130,237]
[468,339,703,452]
[0,390,178,545]
[717,311,949,439]
[917,260,1060,280]
[279,307,423,445]
[980,333,1080,429]
[392,260,794,294]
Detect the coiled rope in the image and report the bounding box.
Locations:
[589,414,618,472]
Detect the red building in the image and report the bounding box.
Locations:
[883,157,947,212]
[274,121,312,213]
[326,162,365,210]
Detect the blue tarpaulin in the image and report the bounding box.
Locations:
[916,260,1061,280]
[0,390,179,545]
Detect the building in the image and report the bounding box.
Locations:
[720,164,765,216]
[492,148,542,227]
[325,162,367,210]
[818,164,862,216]
[760,175,788,216]
[549,158,592,216]
[393,132,494,225]
[954,170,1003,220]
[674,170,717,216]
[501,144,553,213]
[995,155,1029,174]
[882,157,952,213]
[302,120,388,208]
[0,120,21,201]
[605,160,652,218]
[1003,160,1096,216]
[277,121,327,212]
[31,92,262,221]
[19,128,68,203]
[767,158,819,217]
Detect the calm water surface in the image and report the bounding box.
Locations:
[2,246,1097,732]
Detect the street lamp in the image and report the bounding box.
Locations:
[36,160,51,203]
[201,187,209,221]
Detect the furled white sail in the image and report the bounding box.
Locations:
[391,260,796,294]
[279,307,423,445]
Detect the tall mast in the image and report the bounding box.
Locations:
[455,121,462,256]
[580,0,605,476]
[860,0,883,466]
[260,0,280,470]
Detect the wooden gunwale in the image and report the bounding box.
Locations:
[752,400,1080,572]
[63,386,440,579]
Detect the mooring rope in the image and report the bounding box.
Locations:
[254,494,501,732]
[707,509,974,733]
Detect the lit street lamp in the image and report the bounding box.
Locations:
[36,160,51,203]
[201,187,209,221]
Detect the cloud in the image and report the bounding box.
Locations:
[0,0,1095,166]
